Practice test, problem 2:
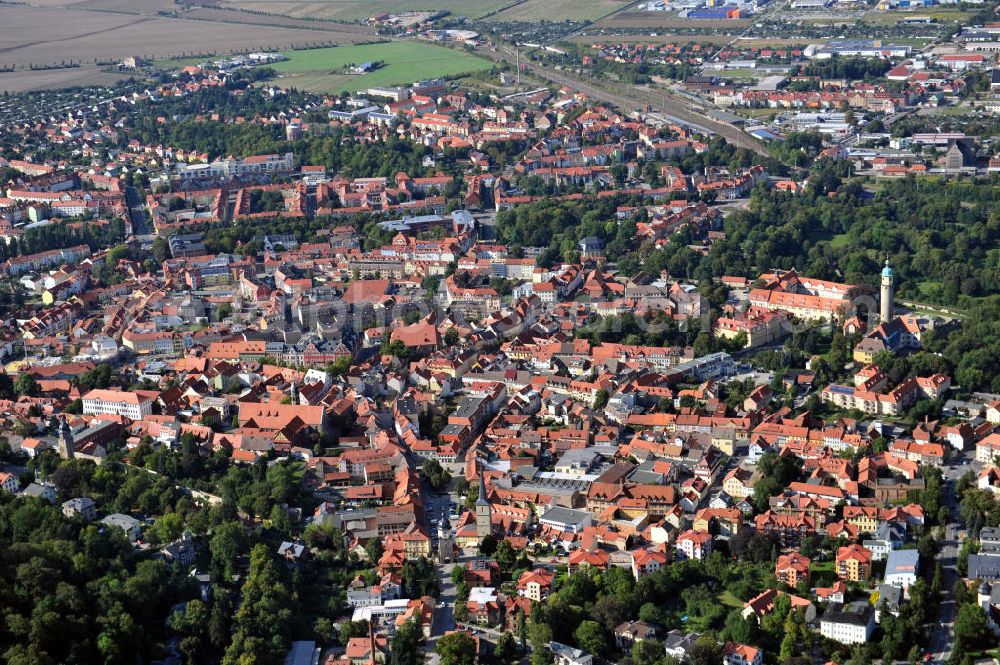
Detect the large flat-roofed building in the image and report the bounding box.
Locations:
[168,233,206,258]
[284,641,321,665]
[884,549,919,593]
[539,506,593,533]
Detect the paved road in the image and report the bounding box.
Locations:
[425,555,464,665]
[929,452,976,663]
[125,186,153,239]
[479,44,769,156]
[929,518,959,664]
[429,559,458,639]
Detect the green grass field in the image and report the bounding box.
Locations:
[717,68,765,79]
[829,233,852,249]
[266,42,493,93]
[717,590,743,608]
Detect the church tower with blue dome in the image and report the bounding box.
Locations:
[880,259,894,324]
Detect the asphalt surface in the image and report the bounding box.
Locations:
[929,455,975,663]
[126,186,153,239]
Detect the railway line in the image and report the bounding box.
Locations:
[480,43,771,155]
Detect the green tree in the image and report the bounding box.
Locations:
[953,601,992,658]
[573,621,607,656]
[365,538,384,563]
[152,236,169,263]
[528,621,554,665]
[631,638,664,665]
[168,599,210,665]
[381,339,410,360]
[721,608,758,644]
[222,544,295,665]
[479,534,498,556]
[495,632,518,665]
[340,620,370,646]
[495,539,517,572]
[209,521,247,580]
[686,636,723,665]
[436,631,477,665]
[325,355,353,377]
[423,458,451,492]
[389,620,424,665]
[14,373,39,397]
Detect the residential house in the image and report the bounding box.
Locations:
[836,544,871,582]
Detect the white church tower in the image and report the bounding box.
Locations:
[880,259,894,324]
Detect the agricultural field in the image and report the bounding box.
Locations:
[861,6,978,24]
[0,65,125,94]
[593,11,753,29]
[483,0,632,22]
[0,3,373,88]
[265,42,494,93]
[569,33,736,45]
[223,0,514,22]
[181,7,378,34]
[13,0,180,11]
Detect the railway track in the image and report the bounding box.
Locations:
[481,44,770,155]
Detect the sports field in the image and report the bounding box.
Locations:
[267,42,493,93]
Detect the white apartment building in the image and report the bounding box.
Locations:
[819,603,875,644]
[82,389,154,420]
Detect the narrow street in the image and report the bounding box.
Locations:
[125,185,153,240]
[930,462,969,664]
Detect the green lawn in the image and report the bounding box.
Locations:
[717,590,743,608]
[916,280,941,299]
[266,42,493,93]
[717,68,766,79]
[829,233,852,249]
[809,560,837,585]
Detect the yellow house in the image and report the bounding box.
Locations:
[722,467,755,500]
[711,428,737,456]
[836,544,871,582]
[394,529,431,559]
[843,506,879,535]
[853,346,877,365]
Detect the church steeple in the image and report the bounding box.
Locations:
[475,464,492,540]
[437,512,454,563]
[880,258,895,324]
[477,469,489,505]
[57,416,74,460]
